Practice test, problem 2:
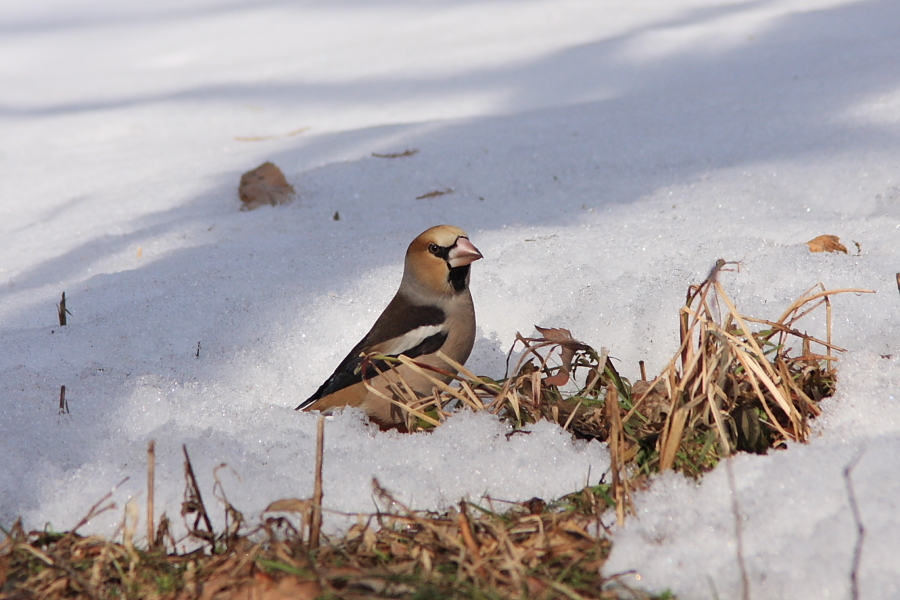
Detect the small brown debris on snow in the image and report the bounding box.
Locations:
[806,234,848,253]
[416,188,453,200]
[239,162,295,210]
[372,149,419,158]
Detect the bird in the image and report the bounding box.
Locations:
[296,225,483,429]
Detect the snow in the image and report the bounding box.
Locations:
[1,0,899,597]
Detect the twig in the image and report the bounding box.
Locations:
[181,445,215,543]
[58,385,68,415]
[310,415,325,549]
[562,397,584,431]
[57,291,72,326]
[844,448,866,600]
[72,477,129,534]
[725,458,750,600]
[825,294,833,370]
[147,440,156,548]
[211,464,245,548]
[606,387,629,525]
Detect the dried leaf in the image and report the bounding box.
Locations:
[806,234,847,253]
[631,379,670,421]
[534,326,587,386]
[264,499,311,513]
[541,373,570,386]
[239,162,295,210]
[535,325,575,344]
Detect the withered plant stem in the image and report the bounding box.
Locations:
[182,445,214,539]
[57,291,68,326]
[606,387,630,525]
[457,500,488,579]
[72,478,128,534]
[825,293,834,370]
[310,415,325,549]
[147,440,155,548]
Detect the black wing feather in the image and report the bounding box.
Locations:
[295,329,448,409]
[296,295,448,410]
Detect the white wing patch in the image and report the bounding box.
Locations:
[375,324,446,356]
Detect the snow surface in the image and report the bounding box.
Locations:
[2,0,900,597]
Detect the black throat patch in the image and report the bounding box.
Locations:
[448,265,470,292]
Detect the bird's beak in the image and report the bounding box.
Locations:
[448,237,483,268]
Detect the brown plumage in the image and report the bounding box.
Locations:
[296,225,482,428]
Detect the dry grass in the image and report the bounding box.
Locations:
[374,259,871,515]
[1,472,646,600]
[1,260,868,599]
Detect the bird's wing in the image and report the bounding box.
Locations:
[295,297,448,410]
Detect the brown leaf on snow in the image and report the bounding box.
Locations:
[239,162,295,210]
[806,234,848,253]
[534,326,589,387]
[264,498,311,513]
[534,325,576,345]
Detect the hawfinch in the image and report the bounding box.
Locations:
[296,225,482,428]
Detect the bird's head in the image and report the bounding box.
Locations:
[404,225,483,295]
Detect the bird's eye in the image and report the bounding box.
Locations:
[428,243,440,255]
